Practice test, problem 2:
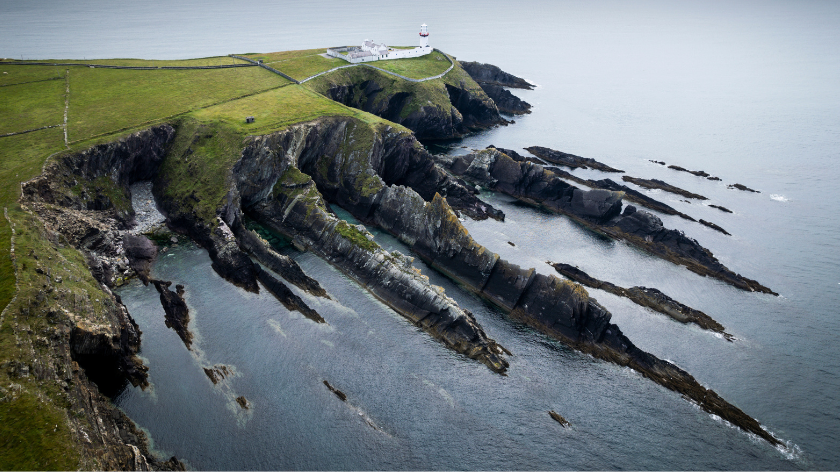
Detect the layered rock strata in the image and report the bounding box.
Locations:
[622,175,708,200]
[224,118,780,446]
[543,166,696,221]
[435,148,775,295]
[550,263,731,339]
[526,146,624,173]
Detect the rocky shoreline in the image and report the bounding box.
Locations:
[435,148,775,294]
[5,55,784,466]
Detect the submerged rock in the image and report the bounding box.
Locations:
[203,364,232,384]
[323,380,347,402]
[525,146,624,173]
[667,165,720,180]
[709,204,733,213]
[699,219,731,236]
[729,183,760,193]
[548,410,570,427]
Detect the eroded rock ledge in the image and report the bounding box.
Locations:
[213,117,780,446]
[435,148,775,295]
[550,263,732,340]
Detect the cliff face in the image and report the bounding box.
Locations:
[306,63,507,140]
[9,126,184,469]
[459,61,533,115]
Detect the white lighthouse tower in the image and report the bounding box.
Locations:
[419,23,429,49]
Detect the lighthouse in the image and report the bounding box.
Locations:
[419,23,429,48]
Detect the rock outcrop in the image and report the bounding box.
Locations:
[459,62,534,89]
[151,280,193,350]
[306,62,508,140]
[729,183,760,193]
[435,148,775,295]
[543,165,697,221]
[477,83,532,115]
[525,146,624,173]
[622,175,708,200]
[220,118,779,445]
[668,164,720,181]
[550,263,731,339]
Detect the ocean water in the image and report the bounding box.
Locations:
[3,0,839,469]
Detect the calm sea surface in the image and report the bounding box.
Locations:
[3,0,839,469]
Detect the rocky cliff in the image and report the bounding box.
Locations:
[9,126,185,469]
[305,61,508,140]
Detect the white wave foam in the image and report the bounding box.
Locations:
[770,194,789,202]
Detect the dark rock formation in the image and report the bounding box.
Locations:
[729,183,760,193]
[649,160,666,165]
[307,63,507,141]
[203,364,232,384]
[549,410,570,427]
[476,83,531,115]
[151,280,193,350]
[668,165,720,181]
[709,204,732,213]
[525,146,624,173]
[488,145,544,165]
[436,149,775,295]
[323,380,348,402]
[699,219,730,236]
[236,396,250,409]
[459,61,534,89]
[622,175,708,200]
[255,266,325,323]
[551,263,731,339]
[234,224,328,297]
[228,120,510,374]
[544,166,697,222]
[123,234,156,284]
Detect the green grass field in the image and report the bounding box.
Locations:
[0,78,65,135]
[243,49,347,81]
[2,56,248,67]
[67,66,290,143]
[0,64,65,86]
[370,50,452,79]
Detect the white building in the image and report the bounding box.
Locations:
[327,24,433,64]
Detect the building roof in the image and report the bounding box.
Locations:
[348,51,373,59]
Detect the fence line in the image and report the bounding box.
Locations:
[228,55,299,83]
[1,61,257,70]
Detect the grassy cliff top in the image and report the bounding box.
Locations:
[0,47,453,469]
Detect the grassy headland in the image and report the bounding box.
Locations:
[0,47,450,469]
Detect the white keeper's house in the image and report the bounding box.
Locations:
[327,24,433,64]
